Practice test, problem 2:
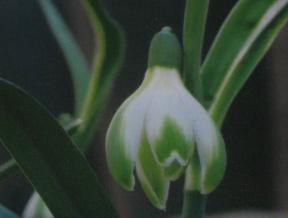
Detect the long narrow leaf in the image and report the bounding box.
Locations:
[74,0,124,151]
[38,0,90,115]
[0,117,82,183]
[183,0,209,100]
[0,79,119,218]
[201,0,288,126]
[0,205,19,218]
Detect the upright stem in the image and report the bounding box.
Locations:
[182,0,209,217]
[183,0,209,102]
[181,191,206,218]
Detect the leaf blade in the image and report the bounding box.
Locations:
[38,0,90,115]
[183,0,209,100]
[75,0,125,150]
[0,79,119,218]
[201,0,288,126]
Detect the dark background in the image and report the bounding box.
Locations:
[0,0,287,217]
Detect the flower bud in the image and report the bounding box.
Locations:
[106,27,226,209]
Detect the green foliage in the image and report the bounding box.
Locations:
[1,0,124,216]
[38,0,90,116]
[201,0,288,126]
[182,0,288,217]
[183,0,209,100]
[74,0,124,150]
[0,79,119,218]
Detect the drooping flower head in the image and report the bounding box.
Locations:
[106,27,226,209]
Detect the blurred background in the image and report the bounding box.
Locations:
[0,0,287,217]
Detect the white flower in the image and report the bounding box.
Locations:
[105,27,226,209]
[106,67,226,209]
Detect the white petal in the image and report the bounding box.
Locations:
[122,85,154,161]
[105,74,156,190]
[177,87,226,193]
[106,101,136,190]
[144,68,195,166]
[191,103,218,170]
[173,79,218,166]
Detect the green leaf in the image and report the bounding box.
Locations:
[74,0,124,150]
[201,0,288,126]
[37,0,90,115]
[0,117,82,183]
[183,0,209,100]
[0,79,119,218]
[0,205,19,218]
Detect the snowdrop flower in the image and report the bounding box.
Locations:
[106,27,226,209]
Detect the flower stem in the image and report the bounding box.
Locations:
[183,0,209,102]
[182,0,209,217]
[181,191,206,218]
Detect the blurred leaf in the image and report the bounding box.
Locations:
[74,0,125,150]
[201,0,288,126]
[0,79,119,218]
[38,0,90,115]
[0,116,82,183]
[58,113,82,134]
[0,205,19,218]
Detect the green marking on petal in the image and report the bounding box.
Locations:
[136,134,169,210]
[163,160,184,181]
[106,106,135,190]
[200,131,226,194]
[154,118,193,167]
